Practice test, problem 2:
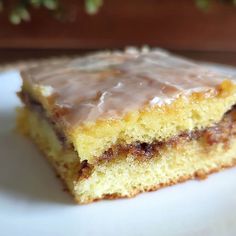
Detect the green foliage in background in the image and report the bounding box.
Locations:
[196,0,236,10]
[85,0,103,14]
[0,0,103,24]
[0,0,236,24]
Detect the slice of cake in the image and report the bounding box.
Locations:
[17,48,236,204]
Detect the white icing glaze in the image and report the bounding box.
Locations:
[22,48,234,125]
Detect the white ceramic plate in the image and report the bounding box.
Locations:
[1,65,236,236]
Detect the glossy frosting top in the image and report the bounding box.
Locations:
[22,47,233,125]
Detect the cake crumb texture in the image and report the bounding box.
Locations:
[17,107,236,204]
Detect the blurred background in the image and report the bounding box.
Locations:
[1,0,236,65]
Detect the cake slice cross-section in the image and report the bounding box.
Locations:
[17,48,236,204]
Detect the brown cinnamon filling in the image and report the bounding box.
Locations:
[19,91,236,163]
[18,91,69,146]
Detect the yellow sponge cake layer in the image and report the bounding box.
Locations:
[17,106,236,204]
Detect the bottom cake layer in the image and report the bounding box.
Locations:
[17,107,236,204]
